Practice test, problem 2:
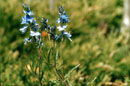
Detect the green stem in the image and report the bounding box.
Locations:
[53,44,69,86]
[54,67,69,86]
[38,48,42,86]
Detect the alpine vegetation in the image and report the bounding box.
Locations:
[19,4,79,86]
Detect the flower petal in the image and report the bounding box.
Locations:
[20,25,28,33]
[57,25,67,31]
[30,31,41,37]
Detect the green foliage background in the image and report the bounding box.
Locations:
[0,0,130,86]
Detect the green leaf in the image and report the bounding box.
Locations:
[66,79,72,86]
[47,48,52,64]
[34,62,39,75]
[87,77,97,86]
[56,50,58,61]
[31,56,35,70]
[40,68,45,80]
[64,64,80,79]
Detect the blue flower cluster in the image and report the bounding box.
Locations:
[41,17,59,41]
[20,4,43,46]
[41,6,72,41]
[20,4,72,47]
[57,6,69,24]
[57,6,72,41]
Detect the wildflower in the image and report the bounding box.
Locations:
[23,10,33,16]
[54,35,59,40]
[30,20,39,30]
[24,38,29,45]
[63,32,72,41]
[20,4,34,33]
[21,17,28,24]
[59,6,64,13]
[60,12,69,24]
[41,18,58,41]
[41,17,48,31]
[57,25,67,31]
[20,4,43,47]
[20,25,28,34]
[52,26,56,33]
[22,15,34,24]
[20,4,72,46]
[30,31,41,37]
[56,6,72,41]
[57,6,69,24]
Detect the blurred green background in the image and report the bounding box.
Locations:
[0,0,130,86]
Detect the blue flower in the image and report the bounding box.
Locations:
[21,15,34,24]
[54,35,59,40]
[21,4,34,25]
[20,4,44,47]
[57,6,69,24]
[41,17,49,31]
[60,13,69,24]
[20,25,28,33]
[30,31,41,37]
[21,17,28,24]
[24,38,29,45]
[56,18,60,23]
[20,5,34,34]
[32,20,38,25]
[23,10,33,16]
[57,14,69,24]
[63,32,72,41]
[57,25,67,31]
[56,6,72,41]
[30,20,39,30]
[59,6,64,13]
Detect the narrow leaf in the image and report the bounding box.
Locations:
[56,50,58,61]
[64,64,80,79]
[66,79,72,86]
[47,48,52,64]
